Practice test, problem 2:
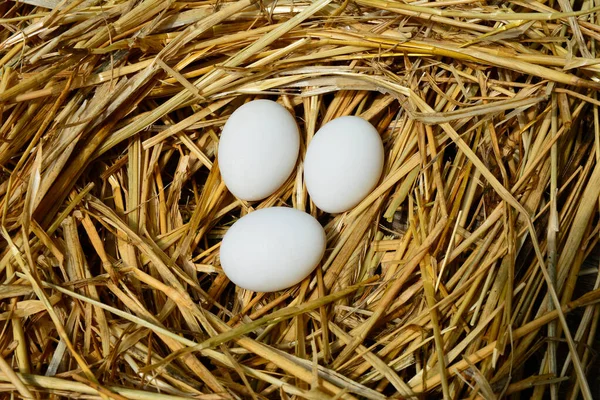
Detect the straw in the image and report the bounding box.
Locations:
[1,1,600,399]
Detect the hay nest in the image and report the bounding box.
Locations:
[1,0,600,399]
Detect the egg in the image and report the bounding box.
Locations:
[220,207,326,292]
[304,116,384,213]
[218,99,300,201]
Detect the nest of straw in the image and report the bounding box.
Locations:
[1,0,600,399]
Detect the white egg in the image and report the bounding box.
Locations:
[218,99,299,201]
[220,207,326,292]
[304,116,384,213]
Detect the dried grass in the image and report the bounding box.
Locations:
[0,0,600,399]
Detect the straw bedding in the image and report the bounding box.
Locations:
[0,0,600,399]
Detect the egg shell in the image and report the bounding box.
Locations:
[218,99,299,201]
[220,207,326,292]
[304,116,384,213]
